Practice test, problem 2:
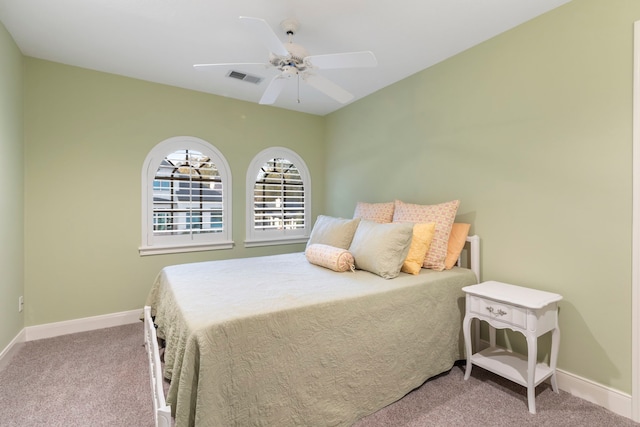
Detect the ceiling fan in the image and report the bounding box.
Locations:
[194,16,378,105]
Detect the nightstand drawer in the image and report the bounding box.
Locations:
[469,295,527,329]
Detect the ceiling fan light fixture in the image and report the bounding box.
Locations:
[281,65,299,78]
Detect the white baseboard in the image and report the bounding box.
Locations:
[24,309,142,341]
[0,309,142,373]
[0,328,26,373]
[474,339,632,419]
[556,368,632,419]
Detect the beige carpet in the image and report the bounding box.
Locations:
[355,363,638,427]
[0,323,154,427]
[0,322,637,426]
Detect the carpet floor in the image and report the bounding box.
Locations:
[0,322,637,426]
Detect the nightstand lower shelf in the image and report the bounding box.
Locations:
[470,347,554,388]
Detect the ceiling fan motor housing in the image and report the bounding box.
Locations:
[269,42,309,71]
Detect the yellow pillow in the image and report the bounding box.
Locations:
[445,223,471,270]
[401,222,436,275]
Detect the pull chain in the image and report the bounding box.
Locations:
[297,74,301,104]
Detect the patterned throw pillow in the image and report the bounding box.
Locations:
[353,201,394,223]
[305,244,355,272]
[393,200,460,271]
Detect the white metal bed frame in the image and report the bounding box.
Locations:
[143,235,480,427]
[143,305,172,427]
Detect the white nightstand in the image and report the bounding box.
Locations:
[462,281,562,414]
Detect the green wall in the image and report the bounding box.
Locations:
[23,58,325,326]
[0,22,24,353]
[326,0,638,393]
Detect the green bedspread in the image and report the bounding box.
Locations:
[145,252,477,426]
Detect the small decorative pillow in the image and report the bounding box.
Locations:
[445,223,471,269]
[349,220,414,279]
[353,201,395,223]
[305,244,355,272]
[393,200,460,271]
[401,222,436,275]
[306,215,361,249]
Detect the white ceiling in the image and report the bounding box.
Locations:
[0,0,570,116]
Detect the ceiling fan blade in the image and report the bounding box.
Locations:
[259,75,288,104]
[303,74,354,104]
[304,51,377,70]
[193,63,269,69]
[239,16,289,58]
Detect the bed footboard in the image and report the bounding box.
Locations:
[143,306,172,427]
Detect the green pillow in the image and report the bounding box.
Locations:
[349,220,414,279]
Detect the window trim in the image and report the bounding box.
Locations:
[140,136,233,256]
[245,147,311,247]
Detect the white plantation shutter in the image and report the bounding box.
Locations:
[246,148,311,247]
[253,158,305,231]
[141,137,233,255]
[153,150,223,236]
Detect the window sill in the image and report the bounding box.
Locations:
[139,241,234,256]
[244,236,309,248]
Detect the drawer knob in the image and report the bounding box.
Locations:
[486,306,507,316]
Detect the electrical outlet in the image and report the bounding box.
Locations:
[18,296,23,313]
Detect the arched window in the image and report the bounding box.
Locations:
[245,147,311,247]
[140,136,232,255]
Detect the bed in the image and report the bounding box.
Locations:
[143,233,480,427]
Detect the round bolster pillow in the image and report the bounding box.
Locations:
[305,244,355,272]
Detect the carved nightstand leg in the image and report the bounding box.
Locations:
[463,312,473,380]
[549,326,561,393]
[526,333,537,414]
